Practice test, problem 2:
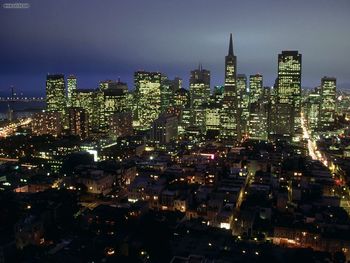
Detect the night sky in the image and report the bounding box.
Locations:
[0,0,350,96]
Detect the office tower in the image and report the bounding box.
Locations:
[108,112,133,139]
[205,106,221,134]
[151,113,178,145]
[174,88,189,109]
[237,75,249,134]
[73,89,104,135]
[248,100,268,140]
[305,91,321,133]
[134,71,162,130]
[178,108,191,135]
[161,77,183,113]
[100,80,129,133]
[67,75,77,107]
[160,75,175,113]
[273,51,302,140]
[319,77,336,130]
[31,111,62,136]
[249,74,263,104]
[205,86,223,138]
[46,74,66,114]
[173,77,183,91]
[102,80,128,111]
[174,88,190,135]
[221,34,239,141]
[189,65,210,132]
[262,86,272,101]
[99,79,128,91]
[68,107,89,139]
[212,86,224,105]
[128,90,138,128]
[267,80,278,137]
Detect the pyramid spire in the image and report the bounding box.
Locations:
[228,33,234,56]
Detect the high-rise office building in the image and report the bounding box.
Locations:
[160,75,175,113]
[205,106,221,133]
[248,101,268,140]
[212,86,224,105]
[189,65,210,132]
[32,111,62,137]
[73,89,104,135]
[174,88,190,135]
[46,74,66,114]
[249,74,263,104]
[67,75,77,107]
[100,80,129,133]
[202,86,222,138]
[221,34,239,141]
[319,77,336,130]
[178,108,191,135]
[174,88,189,109]
[273,51,302,140]
[108,111,133,139]
[151,113,178,145]
[173,77,183,91]
[134,71,162,130]
[237,75,249,134]
[68,107,89,139]
[305,91,321,133]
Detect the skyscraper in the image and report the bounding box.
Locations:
[67,75,77,107]
[319,77,336,130]
[221,34,239,141]
[31,111,62,137]
[248,101,268,140]
[189,65,210,132]
[237,75,249,135]
[68,107,89,139]
[151,113,178,145]
[73,89,104,135]
[305,90,321,133]
[249,74,263,104]
[108,111,133,139]
[134,71,162,130]
[160,75,175,113]
[100,80,129,133]
[273,51,302,140]
[46,74,66,114]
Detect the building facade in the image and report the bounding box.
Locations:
[134,71,162,130]
[319,77,336,130]
[221,34,239,141]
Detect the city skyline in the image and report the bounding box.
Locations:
[1,0,350,95]
[2,2,350,262]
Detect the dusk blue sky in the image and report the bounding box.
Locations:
[0,0,349,96]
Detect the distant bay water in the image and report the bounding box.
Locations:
[0,101,46,120]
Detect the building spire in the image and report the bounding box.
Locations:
[228,33,234,56]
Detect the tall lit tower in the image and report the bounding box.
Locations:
[46,74,66,115]
[221,33,239,141]
[319,77,336,130]
[67,75,77,107]
[237,74,249,134]
[189,64,210,131]
[274,51,302,140]
[249,74,263,104]
[134,71,162,130]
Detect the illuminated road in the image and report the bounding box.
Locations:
[302,112,350,213]
[301,113,318,161]
[301,113,330,167]
[0,118,32,138]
